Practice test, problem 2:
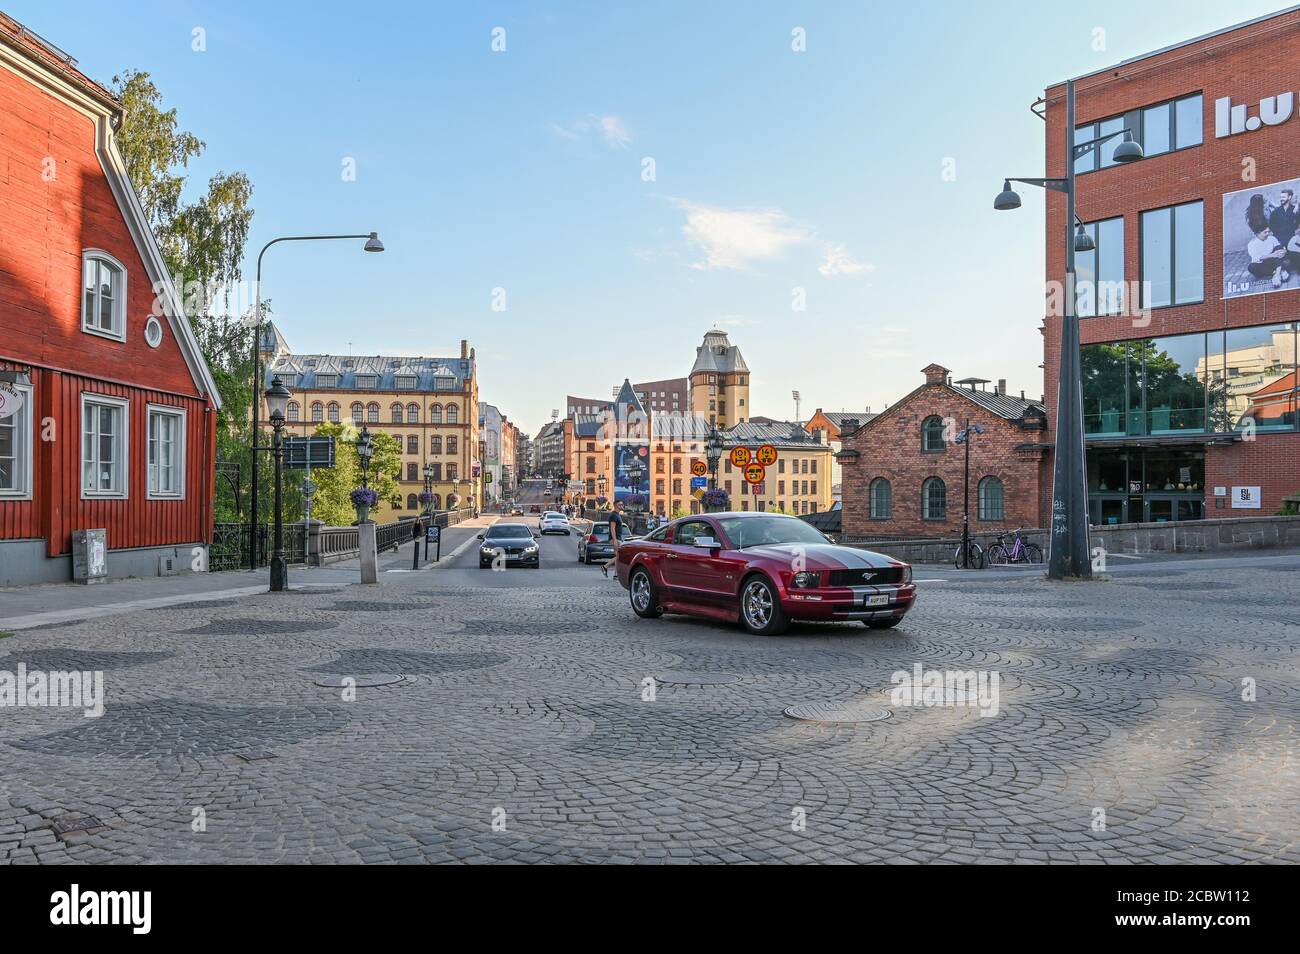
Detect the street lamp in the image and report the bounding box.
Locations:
[264,375,292,591]
[357,425,375,489]
[249,231,384,570]
[995,79,1142,580]
[706,424,724,491]
[954,420,986,569]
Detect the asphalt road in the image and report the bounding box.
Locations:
[437,517,612,588]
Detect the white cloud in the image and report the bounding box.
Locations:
[817,243,874,277]
[549,114,631,148]
[596,115,630,148]
[673,199,812,270]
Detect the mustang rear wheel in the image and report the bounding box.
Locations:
[740,575,788,636]
[629,567,662,618]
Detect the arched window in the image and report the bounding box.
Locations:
[922,416,946,452]
[406,493,418,510]
[406,462,418,481]
[367,403,379,423]
[311,402,323,422]
[407,402,419,423]
[922,477,947,520]
[287,402,300,422]
[350,402,364,422]
[391,403,403,423]
[81,250,126,338]
[429,404,443,423]
[978,476,1005,521]
[869,478,892,519]
[446,404,458,424]
[327,402,340,423]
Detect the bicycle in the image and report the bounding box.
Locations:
[953,538,984,569]
[985,529,1043,565]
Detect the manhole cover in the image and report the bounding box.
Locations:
[783,702,892,724]
[882,684,981,705]
[51,815,108,840]
[313,674,404,688]
[654,670,743,686]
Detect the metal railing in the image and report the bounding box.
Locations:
[210,522,307,572]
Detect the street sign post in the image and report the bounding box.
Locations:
[691,460,708,477]
[284,436,336,468]
[690,476,707,491]
[744,463,765,484]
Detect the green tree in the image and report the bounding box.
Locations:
[301,425,402,526]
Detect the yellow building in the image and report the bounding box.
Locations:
[260,325,481,516]
[689,329,750,427]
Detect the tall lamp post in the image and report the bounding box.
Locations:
[706,424,723,491]
[995,78,1142,579]
[249,231,384,570]
[597,473,607,508]
[357,425,374,490]
[263,375,292,591]
[954,420,986,569]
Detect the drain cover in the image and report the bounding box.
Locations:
[655,670,743,686]
[783,702,892,724]
[313,674,404,688]
[51,815,108,840]
[883,685,980,705]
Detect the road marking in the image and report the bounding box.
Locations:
[914,578,947,583]
[1105,553,1143,560]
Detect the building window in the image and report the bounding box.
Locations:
[350,402,364,421]
[406,493,418,509]
[0,381,33,498]
[446,404,459,424]
[287,402,300,422]
[922,415,946,452]
[81,251,126,340]
[428,463,441,480]
[356,375,376,389]
[147,405,185,498]
[447,463,458,480]
[430,436,442,454]
[311,402,323,422]
[316,375,337,389]
[407,402,419,423]
[367,402,379,423]
[327,402,340,423]
[922,477,946,520]
[81,394,128,497]
[407,435,418,454]
[396,376,416,390]
[1077,217,1125,317]
[391,403,403,423]
[1141,201,1203,307]
[978,476,1004,521]
[406,462,418,481]
[447,436,457,454]
[1075,93,1201,174]
[672,478,682,495]
[430,404,443,423]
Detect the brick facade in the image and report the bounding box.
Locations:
[1038,9,1300,525]
[841,366,1046,539]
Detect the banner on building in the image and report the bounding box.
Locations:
[1223,176,1300,299]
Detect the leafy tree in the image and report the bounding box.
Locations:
[300,424,402,525]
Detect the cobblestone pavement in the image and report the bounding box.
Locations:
[0,546,1296,864]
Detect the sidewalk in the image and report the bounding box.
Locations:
[0,515,500,632]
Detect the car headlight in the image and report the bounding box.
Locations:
[899,564,912,584]
[525,545,538,552]
[791,571,821,588]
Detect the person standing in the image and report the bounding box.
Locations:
[1269,189,1300,272]
[601,502,625,578]
[1248,228,1288,287]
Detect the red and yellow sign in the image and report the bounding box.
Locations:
[755,444,778,466]
[691,460,708,477]
[744,463,766,484]
[729,446,751,468]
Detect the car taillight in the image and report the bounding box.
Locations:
[587,534,597,543]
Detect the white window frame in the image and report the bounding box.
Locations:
[80,249,127,342]
[0,382,34,499]
[81,393,129,499]
[146,403,186,500]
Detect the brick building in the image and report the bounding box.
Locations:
[839,365,1047,539]
[1037,9,1300,527]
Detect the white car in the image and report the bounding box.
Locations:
[538,510,562,529]
[539,513,571,535]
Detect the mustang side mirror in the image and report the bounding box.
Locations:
[693,536,721,549]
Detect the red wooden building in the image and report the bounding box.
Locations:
[0,14,221,585]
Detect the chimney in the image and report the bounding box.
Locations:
[841,417,860,438]
[460,339,469,359]
[922,363,949,385]
[997,378,1006,395]
[1020,389,1025,400]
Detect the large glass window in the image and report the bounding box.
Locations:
[1221,323,1299,431]
[0,383,33,497]
[1145,335,1208,434]
[1141,201,1203,307]
[1076,93,1201,173]
[1077,217,1125,317]
[82,395,127,497]
[147,406,185,497]
[978,476,1005,521]
[922,477,946,520]
[922,416,946,452]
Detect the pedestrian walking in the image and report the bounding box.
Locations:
[601,502,625,578]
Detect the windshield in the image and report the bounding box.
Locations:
[590,524,611,539]
[486,525,532,539]
[717,515,829,549]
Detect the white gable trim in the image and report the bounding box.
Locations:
[0,40,223,410]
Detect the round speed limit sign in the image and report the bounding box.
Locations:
[744,463,765,484]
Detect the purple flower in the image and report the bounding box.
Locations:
[350,487,379,508]
[701,489,729,508]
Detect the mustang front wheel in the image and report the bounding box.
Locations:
[629,567,663,618]
[740,575,788,636]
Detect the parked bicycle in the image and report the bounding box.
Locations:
[985,529,1043,565]
[953,538,984,569]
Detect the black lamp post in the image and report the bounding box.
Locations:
[995,78,1142,579]
[264,375,292,591]
[422,462,435,508]
[249,231,383,570]
[706,424,723,491]
[597,473,607,505]
[954,420,986,569]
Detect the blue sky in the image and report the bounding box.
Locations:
[10,0,1287,433]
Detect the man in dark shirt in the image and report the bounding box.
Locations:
[1269,189,1300,273]
[602,503,625,577]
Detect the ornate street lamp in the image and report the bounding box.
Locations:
[357,425,375,490]
[264,375,292,592]
[706,424,724,491]
[995,81,1142,580]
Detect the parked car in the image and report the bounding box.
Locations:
[477,523,541,568]
[529,504,542,513]
[578,522,614,563]
[615,511,916,635]
[540,512,571,535]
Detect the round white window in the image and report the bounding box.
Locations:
[144,315,164,348]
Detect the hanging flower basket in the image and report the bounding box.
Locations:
[418,491,434,505]
[595,495,608,506]
[351,487,379,523]
[624,493,647,509]
[701,489,730,513]
[446,493,461,509]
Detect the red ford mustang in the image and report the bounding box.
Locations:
[615,511,916,636]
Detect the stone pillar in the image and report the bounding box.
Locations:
[359,522,378,584]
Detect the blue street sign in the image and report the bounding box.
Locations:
[426,526,440,542]
[690,476,707,490]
